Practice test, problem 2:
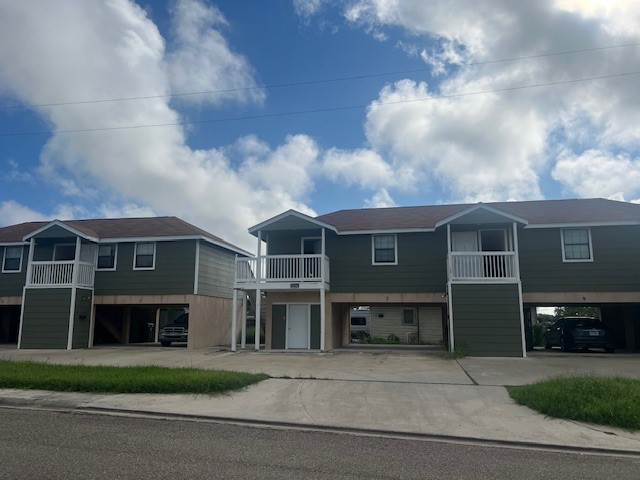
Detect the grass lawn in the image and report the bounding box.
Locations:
[508,376,640,431]
[0,360,269,395]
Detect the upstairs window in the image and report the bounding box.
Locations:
[134,242,156,270]
[2,246,22,272]
[97,244,117,270]
[562,228,593,262]
[372,234,397,265]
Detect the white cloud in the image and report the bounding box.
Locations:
[364,188,396,208]
[321,147,396,189]
[336,0,640,202]
[293,0,331,18]
[167,0,264,106]
[0,0,311,252]
[0,201,88,225]
[552,149,640,199]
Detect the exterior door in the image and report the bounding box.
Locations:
[287,304,309,349]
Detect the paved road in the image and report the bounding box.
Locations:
[0,408,638,480]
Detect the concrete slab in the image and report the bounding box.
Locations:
[459,351,640,386]
[0,346,472,385]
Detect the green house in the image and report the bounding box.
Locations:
[0,217,248,349]
[231,198,640,357]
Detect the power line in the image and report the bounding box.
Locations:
[1,69,638,138]
[1,42,639,111]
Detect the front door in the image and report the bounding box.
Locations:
[287,304,309,349]
[451,231,479,252]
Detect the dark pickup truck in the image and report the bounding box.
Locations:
[159,313,188,347]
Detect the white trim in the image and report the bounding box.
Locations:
[2,245,24,273]
[525,220,640,229]
[447,225,455,352]
[231,288,238,352]
[371,233,398,266]
[300,236,321,254]
[23,220,99,243]
[435,203,529,228]
[17,286,26,349]
[561,228,594,263]
[249,209,338,235]
[96,243,118,271]
[53,243,76,261]
[255,230,262,351]
[320,228,326,352]
[513,222,526,358]
[0,242,29,247]
[241,293,247,349]
[193,241,201,295]
[133,241,156,270]
[67,237,81,350]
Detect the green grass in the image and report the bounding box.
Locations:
[509,376,640,431]
[0,360,269,395]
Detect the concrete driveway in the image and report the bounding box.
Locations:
[2,344,640,386]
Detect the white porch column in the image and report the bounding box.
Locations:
[66,236,81,350]
[446,224,455,352]
[513,222,527,358]
[231,288,238,352]
[17,238,34,349]
[320,228,326,351]
[241,293,247,349]
[255,230,262,350]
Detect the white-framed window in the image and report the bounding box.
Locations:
[401,308,416,326]
[53,243,76,261]
[372,234,397,265]
[134,242,156,270]
[2,246,23,273]
[561,228,593,262]
[97,244,117,270]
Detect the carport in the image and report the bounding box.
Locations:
[0,305,20,344]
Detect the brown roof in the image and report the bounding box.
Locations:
[316,198,640,232]
[0,216,248,254]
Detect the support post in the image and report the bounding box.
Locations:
[231,288,238,352]
[447,224,454,352]
[241,293,247,349]
[320,228,326,351]
[66,236,81,350]
[513,222,527,358]
[255,230,262,350]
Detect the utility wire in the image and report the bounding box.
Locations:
[1,69,638,138]
[1,42,639,110]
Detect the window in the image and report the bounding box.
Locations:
[2,246,22,272]
[53,244,76,261]
[97,244,117,270]
[562,228,593,262]
[134,242,156,270]
[401,308,416,325]
[372,234,397,265]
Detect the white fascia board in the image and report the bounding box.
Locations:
[0,242,29,246]
[337,228,435,235]
[248,209,338,235]
[525,220,640,229]
[434,203,529,228]
[99,235,251,257]
[22,220,99,243]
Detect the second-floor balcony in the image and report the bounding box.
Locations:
[235,254,330,290]
[448,251,518,282]
[28,261,96,288]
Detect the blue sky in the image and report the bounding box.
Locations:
[1,0,640,250]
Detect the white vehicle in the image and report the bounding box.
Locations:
[350,307,370,342]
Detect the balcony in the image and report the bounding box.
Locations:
[28,261,96,288]
[235,254,330,290]
[448,252,518,282]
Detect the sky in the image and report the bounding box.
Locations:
[1,0,640,252]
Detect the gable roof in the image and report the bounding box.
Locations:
[0,216,249,255]
[316,198,640,233]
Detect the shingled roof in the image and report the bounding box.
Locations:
[315,198,640,233]
[0,216,248,255]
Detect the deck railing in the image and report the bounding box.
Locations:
[448,252,517,281]
[28,261,96,288]
[235,254,329,287]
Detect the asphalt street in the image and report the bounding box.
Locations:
[0,408,638,479]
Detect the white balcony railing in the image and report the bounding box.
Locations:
[448,252,517,281]
[28,261,96,288]
[235,254,329,288]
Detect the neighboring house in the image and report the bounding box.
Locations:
[0,216,248,349]
[232,198,640,357]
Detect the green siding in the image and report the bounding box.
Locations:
[21,288,71,349]
[267,230,320,255]
[94,240,196,296]
[327,231,448,293]
[271,304,286,349]
[0,245,28,296]
[197,242,235,299]
[32,225,79,239]
[72,288,92,349]
[310,304,320,349]
[519,226,640,292]
[451,283,523,357]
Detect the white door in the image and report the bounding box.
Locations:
[451,231,479,252]
[287,304,309,349]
